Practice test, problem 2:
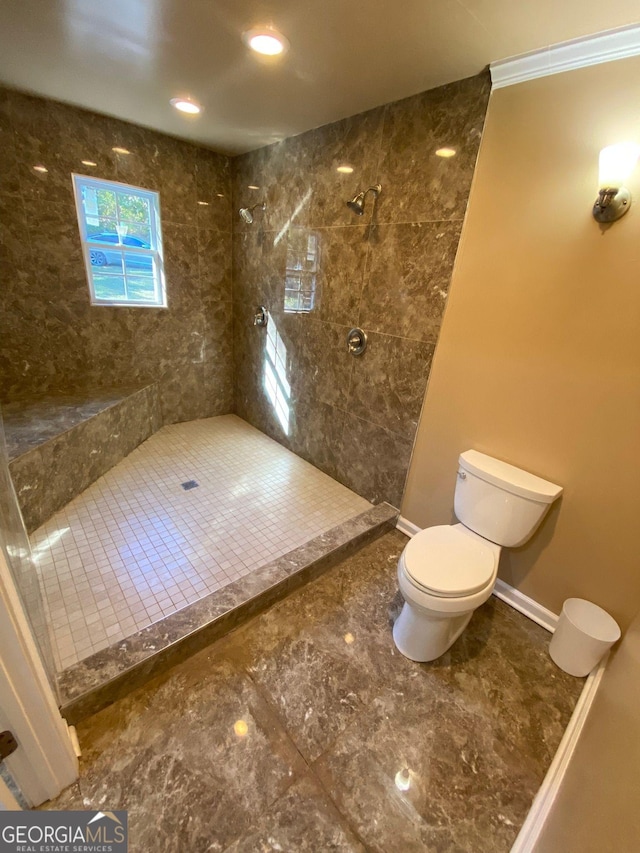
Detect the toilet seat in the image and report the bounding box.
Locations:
[403,525,497,598]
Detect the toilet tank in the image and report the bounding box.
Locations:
[454,450,563,547]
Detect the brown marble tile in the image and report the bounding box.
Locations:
[26,198,86,291]
[57,504,396,724]
[231,71,489,508]
[377,72,491,224]
[0,89,21,197]
[0,194,30,288]
[348,332,434,439]
[360,220,463,342]
[288,399,345,480]
[0,86,233,425]
[162,222,201,313]
[157,362,210,424]
[309,105,385,228]
[8,90,118,210]
[232,227,287,310]
[112,128,199,227]
[198,227,232,303]
[46,529,581,853]
[311,599,580,853]
[203,306,234,416]
[249,134,317,236]
[8,384,160,532]
[225,773,366,852]
[309,225,369,325]
[2,387,151,459]
[287,317,354,410]
[195,148,232,232]
[50,657,310,852]
[338,414,413,507]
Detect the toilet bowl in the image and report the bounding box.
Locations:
[393,450,563,662]
[394,525,500,661]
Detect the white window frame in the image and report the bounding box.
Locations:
[72,174,167,308]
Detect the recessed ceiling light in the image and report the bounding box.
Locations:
[242,26,289,56]
[247,184,260,190]
[435,147,456,158]
[170,97,202,115]
[81,160,97,167]
[197,201,209,206]
[32,165,48,173]
[112,147,131,155]
[336,165,354,174]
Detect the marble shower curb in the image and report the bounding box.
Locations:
[58,502,398,725]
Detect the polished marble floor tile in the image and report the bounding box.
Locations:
[44,530,583,852]
[30,414,370,670]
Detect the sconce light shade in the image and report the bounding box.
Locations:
[593,143,639,223]
[598,143,639,188]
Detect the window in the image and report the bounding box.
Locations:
[72,175,166,307]
[284,229,319,313]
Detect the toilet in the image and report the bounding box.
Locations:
[393,450,563,662]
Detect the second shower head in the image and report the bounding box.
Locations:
[239,202,266,224]
[347,184,382,216]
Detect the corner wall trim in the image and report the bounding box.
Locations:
[493,579,558,633]
[510,654,608,852]
[490,23,640,89]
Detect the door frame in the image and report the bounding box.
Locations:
[0,547,78,807]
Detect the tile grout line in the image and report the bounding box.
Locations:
[242,666,375,852]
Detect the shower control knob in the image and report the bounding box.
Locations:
[347,328,367,356]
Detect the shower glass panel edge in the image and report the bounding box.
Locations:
[0,406,58,699]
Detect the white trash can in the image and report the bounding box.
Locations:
[549,598,621,677]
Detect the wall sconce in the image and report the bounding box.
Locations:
[593,143,639,223]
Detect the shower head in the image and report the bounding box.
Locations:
[239,202,266,224]
[346,184,381,216]
[346,192,366,216]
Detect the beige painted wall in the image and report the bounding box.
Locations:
[534,608,640,851]
[402,57,640,629]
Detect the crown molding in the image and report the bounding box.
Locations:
[490,23,640,89]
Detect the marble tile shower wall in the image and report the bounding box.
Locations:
[232,72,491,506]
[0,87,233,424]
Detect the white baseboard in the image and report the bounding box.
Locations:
[493,579,559,633]
[396,516,422,538]
[510,654,608,852]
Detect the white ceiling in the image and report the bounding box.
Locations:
[0,0,638,154]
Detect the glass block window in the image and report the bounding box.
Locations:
[284,230,319,313]
[72,174,166,307]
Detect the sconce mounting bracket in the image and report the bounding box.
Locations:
[593,187,631,223]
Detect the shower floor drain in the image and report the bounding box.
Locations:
[181,480,199,491]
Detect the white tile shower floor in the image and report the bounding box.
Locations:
[31,415,372,671]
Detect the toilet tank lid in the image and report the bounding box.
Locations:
[458,450,563,504]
